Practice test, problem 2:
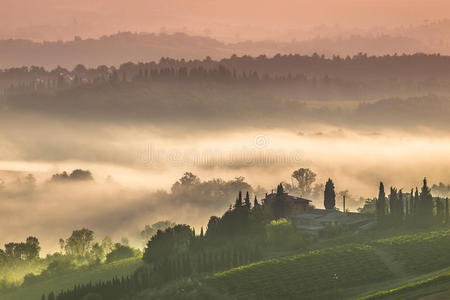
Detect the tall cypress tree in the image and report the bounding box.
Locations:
[253,196,260,207]
[235,191,243,208]
[377,182,386,220]
[388,187,397,219]
[272,183,286,219]
[414,187,420,217]
[398,189,405,221]
[420,178,433,221]
[324,179,336,210]
[244,191,251,208]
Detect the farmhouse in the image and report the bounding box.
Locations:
[262,192,313,215]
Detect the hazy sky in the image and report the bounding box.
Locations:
[2,0,450,41]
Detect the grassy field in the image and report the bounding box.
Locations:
[206,244,393,300]
[373,229,450,274]
[202,228,450,300]
[6,227,450,300]
[0,257,143,300]
[359,272,450,299]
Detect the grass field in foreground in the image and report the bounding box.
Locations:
[206,244,393,300]
[0,257,143,300]
[359,272,450,300]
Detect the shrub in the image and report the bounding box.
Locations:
[265,219,304,250]
[106,244,136,263]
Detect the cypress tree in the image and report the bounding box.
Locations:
[398,189,404,221]
[324,179,336,210]
[272,183,287,219]
[244,191,251,208]
[235,191,243,208]
[254,196,260,207]
[414,187,420,216]
[377,182,386,221]
[389,187,398,220]
[420,177,433,221]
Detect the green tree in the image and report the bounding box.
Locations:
[244,191,251,209]
[324,179,336,210]
[140,221,176,244]
[64,228,94,257]
[272,183,287,219]
[420,178,433,221]
[291,168,317,196]
[143,224,193,264]
[106,243,135,263]
[25,236,40,260]
[377,182,386,220]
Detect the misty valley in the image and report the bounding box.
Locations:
[3,5,450,299]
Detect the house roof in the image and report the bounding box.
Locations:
[263,192,312,203]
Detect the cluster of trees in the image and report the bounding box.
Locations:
[5,53,450,88]
[51,169,94,182]
[0,227,141,291]
[0,236,40,264]
[376,178,449,226]
[5,54,450,113]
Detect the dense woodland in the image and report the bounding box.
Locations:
[2,54,450,130]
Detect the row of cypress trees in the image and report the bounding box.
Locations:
[376,178,448,225]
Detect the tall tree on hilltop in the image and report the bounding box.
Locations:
[253,196,260,207]
[420,177,433,220]
[377,182,386,220]
[234,191,243,208]
[244,191,251,209]
[291,168,317,196]
[398,189,405,221]
[272,183,287,219]
[389,187,398,220]
[324,179,336,210]
[414,187,420,217]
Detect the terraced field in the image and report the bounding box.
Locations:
[207,245,393,300]
[205,228,450,300]
[360,272,450,299]
[373,229,450,274]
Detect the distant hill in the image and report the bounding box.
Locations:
[0,31,438,69]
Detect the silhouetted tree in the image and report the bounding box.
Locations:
[272,183,287,219]
[291,168,316,196]
[324,179,336,210]
[377,182,386,220]
[420,178,433,221]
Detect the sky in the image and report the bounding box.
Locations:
[1,0,450,41]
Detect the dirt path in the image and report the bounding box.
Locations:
[373,247,408,278]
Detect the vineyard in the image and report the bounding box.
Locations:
[360,272,450,299]
[203,228,450,300]
[373,229,450,274]
[206,244,393,300]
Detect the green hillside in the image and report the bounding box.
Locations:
[0,257,143,300]
[198,228,450,300]
[360,272,450,299]
[206,244,393,300]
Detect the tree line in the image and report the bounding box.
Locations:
[376,178,450,226]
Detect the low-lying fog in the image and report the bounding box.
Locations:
[1,115,450,253]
